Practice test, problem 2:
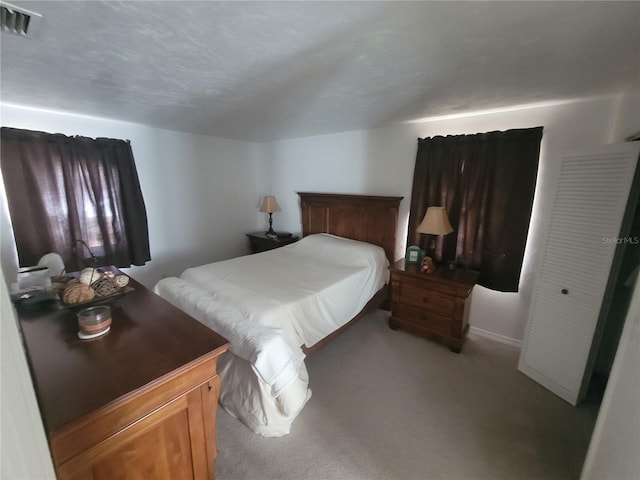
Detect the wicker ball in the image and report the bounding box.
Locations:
[63,282,95,304]
[63,278,81,288]
[79,268,102,285]
[51,275,76,294]
[92,277,119,297]
[114,275,129,288]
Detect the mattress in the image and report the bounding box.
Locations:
[154,233,389,436]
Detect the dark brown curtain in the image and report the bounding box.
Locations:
[407,127,543,292]
[1,127,151,272]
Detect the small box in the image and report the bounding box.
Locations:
[17,266,51,290]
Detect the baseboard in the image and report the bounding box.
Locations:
[469,326,522,348]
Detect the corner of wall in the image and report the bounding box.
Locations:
[610,91,640,142]
[0,172,18,286]
[580,276,640,480]
[0,268,57,479]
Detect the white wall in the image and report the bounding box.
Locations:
[0,104,263,288]
[581,276,640,480]
[261,94,636,341]
[0,264,56,479]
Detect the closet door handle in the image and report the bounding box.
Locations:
[561,289,569,295]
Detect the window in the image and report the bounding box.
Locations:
[0,127,151,272]
[407,127,543,292]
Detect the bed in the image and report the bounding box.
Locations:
[154,193,402,436]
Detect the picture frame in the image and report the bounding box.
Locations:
[405,245,422,265]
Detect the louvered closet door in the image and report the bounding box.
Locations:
[518,143,640,406]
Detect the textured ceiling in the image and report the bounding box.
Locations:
[1,1,639,142]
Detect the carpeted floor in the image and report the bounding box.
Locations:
[215,309,599,480]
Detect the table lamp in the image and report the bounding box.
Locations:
[259,195,281,239]
[416,206,453,272]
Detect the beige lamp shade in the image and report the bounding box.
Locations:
[417,207,453,235]
[259,195,281,213]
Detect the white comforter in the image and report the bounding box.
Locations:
[154,233,389,436]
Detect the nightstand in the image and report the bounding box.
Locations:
[389,259,479,353]
[246,232,299,253]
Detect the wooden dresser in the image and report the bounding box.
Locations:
[389,259,479,353]
[16,275,229,480]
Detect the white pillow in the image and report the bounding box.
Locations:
[286,233,388,269]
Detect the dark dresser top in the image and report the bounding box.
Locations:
[16,275,228,434]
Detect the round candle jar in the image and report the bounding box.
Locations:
[77,305,112,336]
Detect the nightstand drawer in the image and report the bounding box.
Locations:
[392,304,452,338]
[400,285,455,316]
[393,273,460,297]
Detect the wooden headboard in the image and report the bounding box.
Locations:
[298,192,403,263]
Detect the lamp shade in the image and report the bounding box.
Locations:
[417,207,453,235]
[259,195,281,213]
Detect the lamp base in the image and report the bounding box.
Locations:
[265,228,277,239]
[265,212,278,239]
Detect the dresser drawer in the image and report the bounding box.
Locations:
[400,284,455,316]
[391,304,452,338]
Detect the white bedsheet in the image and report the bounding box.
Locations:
[154,233,389,436]
[153,277,304,397]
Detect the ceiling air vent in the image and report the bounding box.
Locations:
[1,2,41,37]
